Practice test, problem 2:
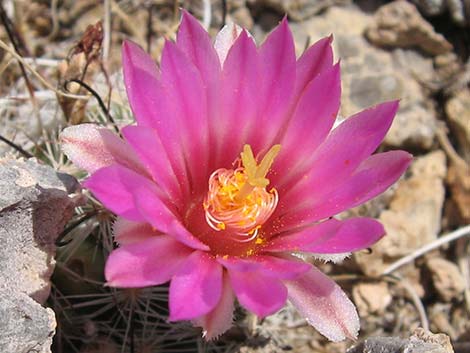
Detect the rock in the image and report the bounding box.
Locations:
[426,258,466,302]
[429,304,458,339]
[385,103,437,150]
[187,0,254,30]
[0,157,80,353]
[0,157,79,303]
[365,1,452,56]
[347,328,454,353]
[434,53,462,84]
[289,5,438,150]
[411,328,455,353]
[352,282,392,316]
[446,162,470,223]
[379,151,446,256]
[0,94,65,156]
[413,0,447,15]
[355,151,446,276]
[0,289,56,353]
[446,89,470,162]
[247,0,350,22]
[413,0,469,26]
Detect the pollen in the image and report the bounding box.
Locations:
[204,144,281,242]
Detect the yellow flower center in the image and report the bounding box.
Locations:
[203,144,281,242]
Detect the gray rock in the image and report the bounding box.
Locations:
[247,0,351,21]
[0,157,79,303]
[446,89,470,162]
[365,1,453,55]
[347,328,454,353]
[0,289,56,353]
[413,0,447,15]
[413,0,469,26]
[0,157,80,353]
[0,93,65,156]
[426,257,466,302]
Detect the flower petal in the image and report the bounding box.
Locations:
[122,125,183,203]
[273,64,341,187]
[60,124,143,174]
[128,178,209,251]
[250,17,296,151]
[228,268,287,317]
[265,218,343,252]
[284,266,360,342]
[214,21,244,65]
[84,165,145,222]
[177,10,220,84]
[113,217,156,245]
[122,40,160,128]
[86,164,208,250]
[218,255,310,279]
[176,11,222,175]
[194,273,235,340]
[282,101,399,213]
[267,218,384,254]
[284,63,341,150]
[105,235,192,287]
[160,40,210,189]
[294,35,334,98]
[122,41,189,195]
[280,150,412,228]
[215,30,260,166]
[169,251,223,321]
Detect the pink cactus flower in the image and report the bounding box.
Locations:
[61,11,412,341]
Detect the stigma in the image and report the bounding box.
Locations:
[203,144,281,242]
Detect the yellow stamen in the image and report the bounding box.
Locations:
[203,144,281,242]
[236,144,281,200]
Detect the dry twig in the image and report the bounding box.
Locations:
[0,39,88,100]
[383,225,470,275]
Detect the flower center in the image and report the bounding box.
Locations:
[203,144,281,243]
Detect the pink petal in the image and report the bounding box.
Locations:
[169,251,223,321]
[176,11,221,174]
[228,268,287,317]
[105,235,192,287]
[285,63,341,148]
[194,273,235,340]
[122,41,160,128]
[250,17,296,151]
[332,150,413,209]
[113,217,156,245]
[160,40,210,189]
[294,36,334,98]
[84,165,145,222]
[214,21,244,65]
[284,266,360,342]
[177,10,220,84]
[122,125,183,203]
[86,164,208,250]
[122,41,189,193]
[218,255,310,279]
[273,64,341,187]
[265,218,343,252]
[280,150,412,227]
[215,30,260,166]
[267,218,384,254]
[60,124,144,174]
[134,191,209,251]
[282,101,399,210]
